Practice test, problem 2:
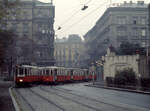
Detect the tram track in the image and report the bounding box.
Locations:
[14,88,35,111]
[39,87,112,111]
[38,86,103,111]
[51,87,129,110]
[28,88,66,111]
[15,87,66,111]
[40,86,148,111]
[13,86,149,111]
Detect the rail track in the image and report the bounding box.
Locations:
[28,88,66,111]
[51,86,129,110]
[14,88,66,111]
[39,86,143,111]
[38,86,103,111]
[15,88,35,111]
[13,85,148,111]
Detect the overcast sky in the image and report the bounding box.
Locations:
[39,0,149,38]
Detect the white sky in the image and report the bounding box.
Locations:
[39,0,150,38]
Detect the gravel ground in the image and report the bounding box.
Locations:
[0,80,15,111]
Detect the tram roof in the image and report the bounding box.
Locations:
[21,65,38,68]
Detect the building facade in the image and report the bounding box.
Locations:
[6,0,55,66]
[54,34,84,68]
[102,47,149,80]
[84,1,149,64]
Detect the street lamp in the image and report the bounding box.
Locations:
[91,62,95,85]
[137,74,141,90]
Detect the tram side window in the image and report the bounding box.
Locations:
[46,70,49,75]
[39,70,41,75]
[57,69,59,75]
[70,70,73,76]
[84,71,86,76]
[25,68,27,75]
[87,70,89,76]
[54,69,57,75]
[67,70,69,76]
[43,70,46,75]
[29,69,31,76]
[30,69,32,76]
[51,70,53,76]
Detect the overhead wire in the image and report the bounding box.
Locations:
[58,0,109,34]
[56,0,93,32]
[85,0,93,5]
[58,9,81,28]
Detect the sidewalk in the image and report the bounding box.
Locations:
[0,80,15,111]
[86,82,150,95]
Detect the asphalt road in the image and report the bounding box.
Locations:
[0,80,15,111]
[13,82,150,111]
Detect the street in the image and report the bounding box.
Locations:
[11,83,150,111]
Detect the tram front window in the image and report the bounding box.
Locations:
[18,68,24,76]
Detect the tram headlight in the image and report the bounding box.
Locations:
[19,79,23,82]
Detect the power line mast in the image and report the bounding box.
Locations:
[148,3,150,76]
[148,4,150,35]
[31,0,35,65]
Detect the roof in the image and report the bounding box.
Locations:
[19,0,53,6]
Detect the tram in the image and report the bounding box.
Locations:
[14,65,96,86]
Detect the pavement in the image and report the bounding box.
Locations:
[0,79,15,111]
[86,82,150,95]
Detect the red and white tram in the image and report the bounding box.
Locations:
[14,65,96,86]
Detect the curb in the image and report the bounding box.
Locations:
[9,87,20,111]
[85,84,150,95]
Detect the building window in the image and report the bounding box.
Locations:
[11,23,17,31]
[117,27,126,36]
[117,16,126,24]
[23,11,28,19]
[133,28,138,36]
[141,29,146,37]
[23,23,29,33]
[141,17,146,25]
[133,20,136,24]
[37,10,42,18]
[117,36,127,41]
[133,16,138,24]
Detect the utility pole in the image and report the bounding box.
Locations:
[31,0,35,65]
[148,3,150,76]
[148,3,150,39]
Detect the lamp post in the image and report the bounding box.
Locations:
[148,4,150,76]
[91,62,95,85]
[96,59,104,81]
[137,74,141,90]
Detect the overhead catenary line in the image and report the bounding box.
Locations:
[58,0,109,35]
[56,0,93,31]
[85,0,93,5]
[57,9,81,30]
